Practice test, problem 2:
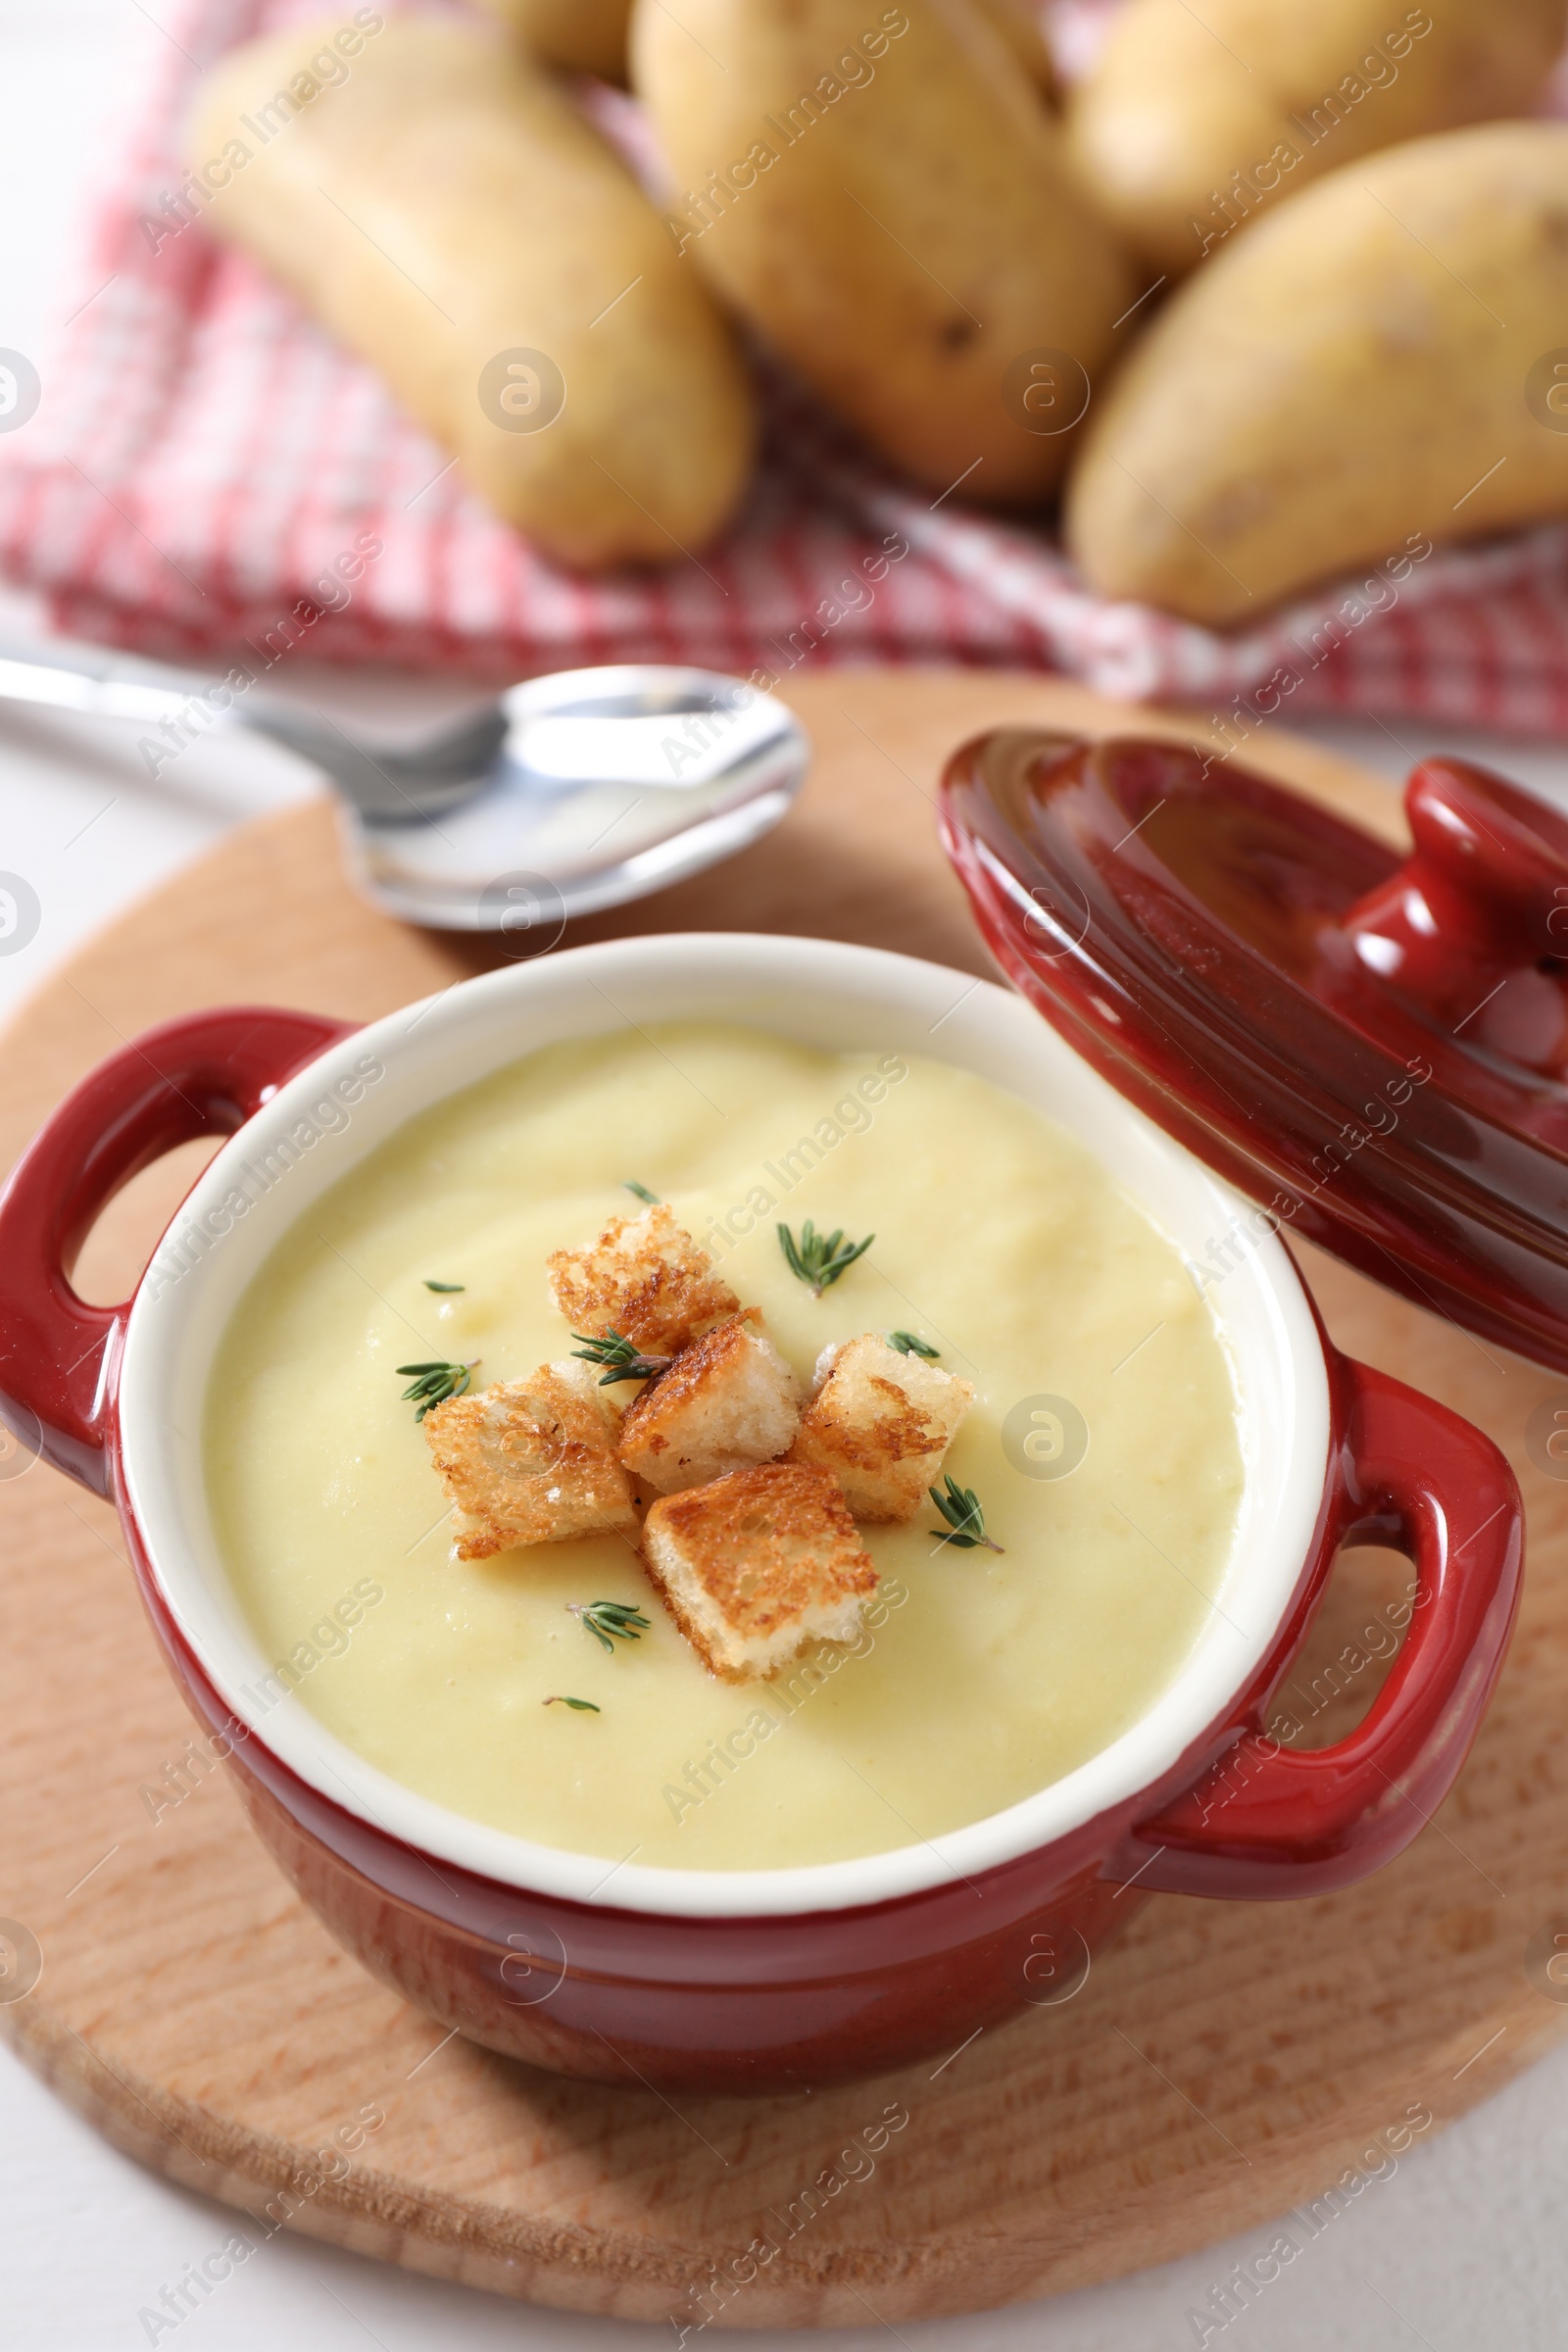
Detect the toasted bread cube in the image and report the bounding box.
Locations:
[547,1202,740,1357]
[424,1357,637,1558]
[642,1464,876,1681]
[617,1314,803,1495]
[791,1335,975,1523]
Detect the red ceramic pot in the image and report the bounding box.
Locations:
[0,937,1522,2095]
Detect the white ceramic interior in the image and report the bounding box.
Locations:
[118,936,1330,1918]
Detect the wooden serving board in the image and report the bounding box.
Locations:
[3,668,1567,2327]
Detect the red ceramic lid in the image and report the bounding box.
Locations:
[938,729,1568,1374]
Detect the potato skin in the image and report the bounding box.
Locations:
[187,18,754,569]
[972,0,1057,99]
[632,0,1134,501]
[472,0,631,83]
[1065,122,1568,624]
[1067,0,1567,277]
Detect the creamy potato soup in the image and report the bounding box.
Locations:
[206,1024,1245,1870]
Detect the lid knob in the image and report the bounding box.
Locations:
[1336,760,1568,1072]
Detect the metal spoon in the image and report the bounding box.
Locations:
[0,641,809,932]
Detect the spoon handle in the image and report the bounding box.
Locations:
[0,641,237,733]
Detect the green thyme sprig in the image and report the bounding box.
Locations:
[397,1359,477,1420]
[570,1327,672,1385]
[544,1694,601,1712]
[777,1218,875,1297]
[888,1330,939,1358]
[422,1278,466,1293]
[569,1599,653,1653]
[623,1179,662,1204]
[928,1473,1004,1553]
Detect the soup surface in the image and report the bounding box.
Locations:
[206,1024,1245,1869]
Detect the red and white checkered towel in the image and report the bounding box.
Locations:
[5,0,1568,733]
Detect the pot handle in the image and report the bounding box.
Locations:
[1116,1355,1522,1900]
[0,1006,354,1495]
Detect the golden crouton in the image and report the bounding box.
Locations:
[642,1463,877,1681]
[546,1202,740,1357]
[617,1314,802,1495]
[791,1335,975,1523]
[424,1358,637,1558]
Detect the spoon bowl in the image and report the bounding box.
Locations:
[342,665,809,931]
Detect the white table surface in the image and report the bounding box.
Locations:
[4,6,1568,2345]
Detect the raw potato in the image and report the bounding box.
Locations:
[1066,0,1567,277]
[474,0,632,82]
[1065,122,1568,624]
[188,17,754,570]
[633,0,1134,501]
